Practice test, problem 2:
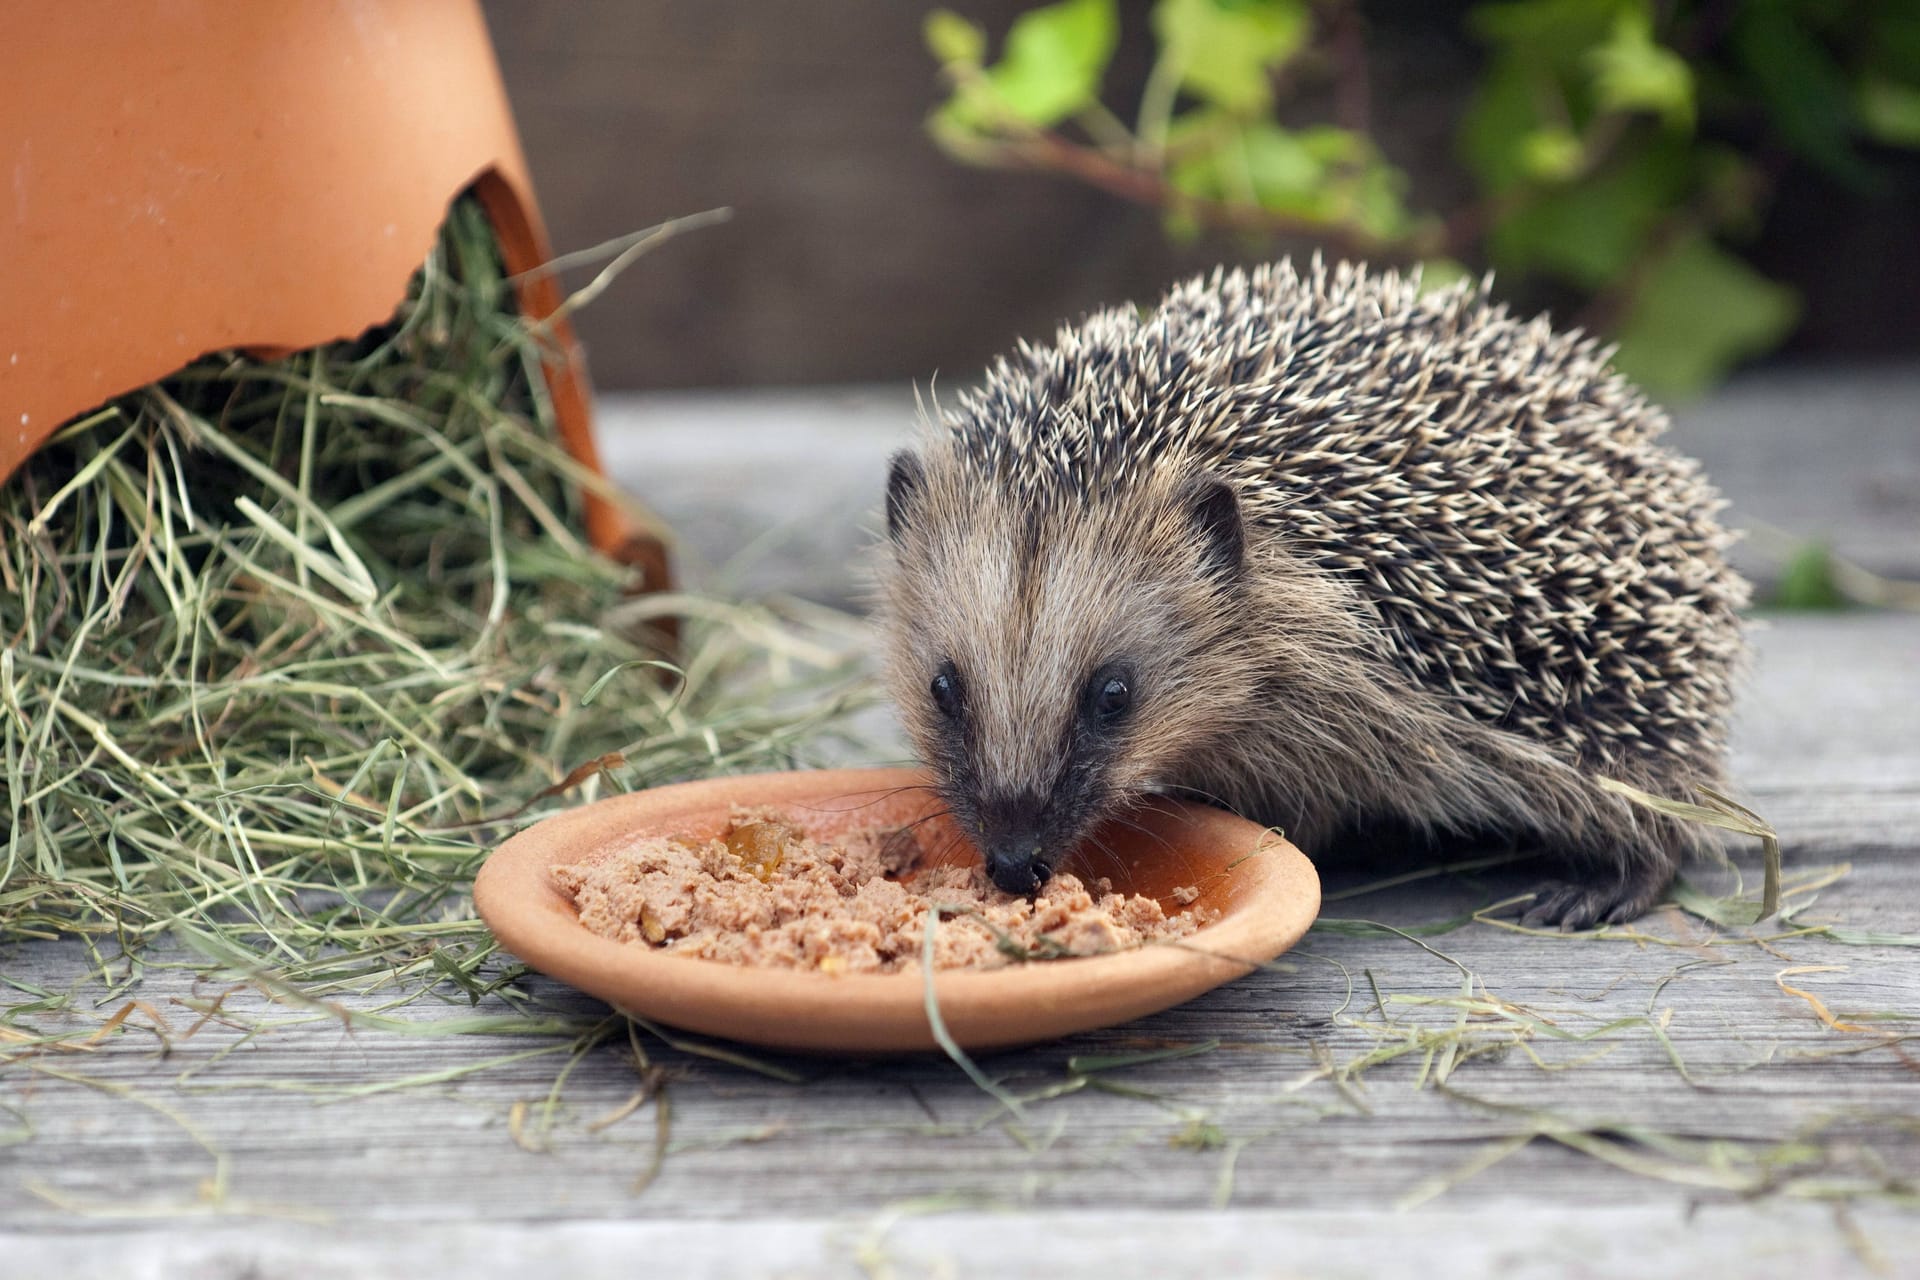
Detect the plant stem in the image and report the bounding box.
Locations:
[1134,45,1185,170]
[1323,0,1371,137]
[981,129,1432,259]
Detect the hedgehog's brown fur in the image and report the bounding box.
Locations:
[878,259,1749,928]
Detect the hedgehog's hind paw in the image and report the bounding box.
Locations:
[1518,860,1673,931]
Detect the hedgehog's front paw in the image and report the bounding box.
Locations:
[1518,861,1673,930]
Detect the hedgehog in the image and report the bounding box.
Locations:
[876,258,1748,929]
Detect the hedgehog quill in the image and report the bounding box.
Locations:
[877,260,1747,929]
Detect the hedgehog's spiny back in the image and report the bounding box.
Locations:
[935,258,1747,770]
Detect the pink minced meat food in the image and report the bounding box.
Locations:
[551,808,1211,972]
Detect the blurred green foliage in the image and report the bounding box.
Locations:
[1769,541,1851,610]
[925,0,1920,398]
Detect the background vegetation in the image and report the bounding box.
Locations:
[926,0,1920,396]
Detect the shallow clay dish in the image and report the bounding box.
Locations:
[474,768,1320,1053]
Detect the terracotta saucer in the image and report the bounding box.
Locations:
[473,768,1320,1053]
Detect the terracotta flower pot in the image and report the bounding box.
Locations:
[0,0,667,585]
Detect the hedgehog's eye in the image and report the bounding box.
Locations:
[1085,665,1133,727]
[930,664,963,719]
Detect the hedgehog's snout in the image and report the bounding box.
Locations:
[971,790,1057,896]
[984,841,1050,896]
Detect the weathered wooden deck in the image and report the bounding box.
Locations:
[4,381,1919,1277]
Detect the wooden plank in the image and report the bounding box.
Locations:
[6,1204,1916,1280]
[7,856,1913,1226]
[1731,612,1920,849]
[1,617,1915,1257]
[1665,366,1920,583]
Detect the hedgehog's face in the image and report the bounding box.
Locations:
[878,448,1258,895]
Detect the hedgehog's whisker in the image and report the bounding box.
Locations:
[1157,781,1253,820]
[1107,807,1178,856]
[1104,810,1206,887]
[1074,830,1134,888]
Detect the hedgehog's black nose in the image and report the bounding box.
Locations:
[975,789,1053,895]
[984,843,1049,896]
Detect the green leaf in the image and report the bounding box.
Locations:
[1610,234,1800,399]
[1587,8,1694,129]
[1771,542,1850,611]
[931,0,1118,133]
[1339,154,1417,241]
[1460,60,1543,193]
[1732,6,1867,183]
[1470,0,1624,52]
[1152,0,1310,113]
[1462,1,1673,192]
[1168,118,1321,211]
[1519,127,1587,181]
[982,0,1120,127]
[1167,119,1414,242]
[1488,140,1690,287]
[1239,122,1327,210]
[1694,145,1767,235]
[1161,206,1205,244]
[925,10,987,67]
[1416,258,1474,294]
[1859,76,1920,147]
[1867,12,1920,83]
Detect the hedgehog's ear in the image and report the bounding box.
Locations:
[885,451,926,544]
[1179,473,1243,579]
